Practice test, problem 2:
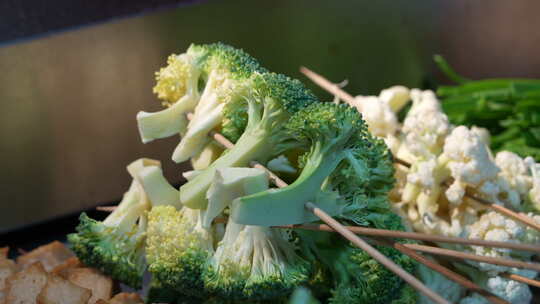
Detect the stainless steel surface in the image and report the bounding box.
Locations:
[0,0,199,44]
[1,0,539,232]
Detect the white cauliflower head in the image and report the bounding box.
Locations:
[379,85,410,112]
[442,126,500,205]
[495,151,532,197]
[485,276,532,304]
[471,126,490,146]
[401,89,450,158]
[467,211,540,274]
[351,95,399,138]
[459,276,532,304]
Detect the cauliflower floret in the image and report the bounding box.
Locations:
[471,126,491,146]
[441,126,501,205]
[351,95,399,138]
[379,85,410,112]
[458,271,533,304]
[383,134,401,155]
[417,263,465,304]
[495,151,532,198]
[467,211,540,274]
[486,276,532,304]
[400,89,450,158]
[392,90,453,233]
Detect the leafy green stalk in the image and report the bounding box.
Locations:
[435,55,540,160]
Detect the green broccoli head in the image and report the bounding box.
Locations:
[137,44,208,144]
[203,221,311,302]
[326,242,416,304]
[68,211,146,289]
[232,102,394,226]
[153,44,207,106]
[146,205,214,298]
[221,72,318,143]
[139,42,265,147]
[180,72,318,209]
[171,43,266,163]
[68,158,163,289]
[200,42,265,80]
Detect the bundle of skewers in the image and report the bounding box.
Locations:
[16,43,540,304]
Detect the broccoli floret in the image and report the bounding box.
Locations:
[68,183,148,288]
[68,159,161,289]
[204,221,311,302]
[232,102,395,226]
[172,43,266,162]
[138,43,264,147]
[180,72,318,209]
[137,44,210,143]
[317,238,416,304]
[145,205,214,298]
[202,167,311,302]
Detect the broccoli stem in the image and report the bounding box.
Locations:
[172,71,227,163]
[102,182,144,231]
[180,124,273,209]
[231,145,347,226]
[137,94,195,143]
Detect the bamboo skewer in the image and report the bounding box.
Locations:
[276,223,540,276]
[299,66,540,233]
[96,206,117,212]
[276,223,540,253]
[466,190,540,232]
[373,238,508,304]
[501,273,540,288]
[304,202,450,304]
[405,244,540,272]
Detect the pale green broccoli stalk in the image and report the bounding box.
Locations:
[231,102,395,226]
[135,165,181,207]
[68,158,161,289]
[137,44,209,143]
[191,142,224,171]
[288,287,320,304]
[204,222,311,302]
[172,43,266,163]
[203,167,270,228]
[180,72,318,209]
[146,205,214,298]
[203,167,311,302]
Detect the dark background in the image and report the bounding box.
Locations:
[1,0,540,237]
